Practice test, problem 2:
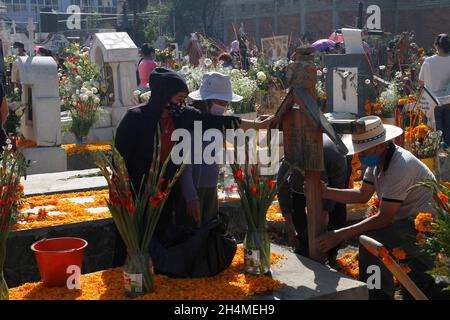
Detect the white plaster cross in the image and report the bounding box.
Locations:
[27,17,35,57]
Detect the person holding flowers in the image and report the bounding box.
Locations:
[114,68,274,276]
[311,116,443,300]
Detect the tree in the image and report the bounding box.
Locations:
[170,0,224,41]
[125,0,150,40]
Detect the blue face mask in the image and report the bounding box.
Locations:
[360,154,381,168]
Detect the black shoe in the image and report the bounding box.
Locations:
[294,244,310,258]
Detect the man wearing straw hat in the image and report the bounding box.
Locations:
[311,116,445,299]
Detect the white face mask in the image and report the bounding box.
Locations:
[210,104,226,115]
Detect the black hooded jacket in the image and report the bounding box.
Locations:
[115,68,241,196]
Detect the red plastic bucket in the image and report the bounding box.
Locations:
[31,237,88,287]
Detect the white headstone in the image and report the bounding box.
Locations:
[342,28,364,55]
[12,56,61,147]
[90,32,139,126]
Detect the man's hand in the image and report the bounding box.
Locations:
[316,230,345,253]
[255,114,278,129]
[186,200,201,224]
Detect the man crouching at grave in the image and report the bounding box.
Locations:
[277,134,349,264]
[311,116,449,300]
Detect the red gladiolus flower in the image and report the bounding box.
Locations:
[234,170,244,181]
[250,167,255,175]
[251,185,258,195]
[269,180,276,190]
[150,192,165,208]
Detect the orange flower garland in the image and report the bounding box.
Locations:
[336,252,359,279]
[9,246,286,300]
[266,204,285,223]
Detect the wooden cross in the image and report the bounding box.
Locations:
[276,47,363,263]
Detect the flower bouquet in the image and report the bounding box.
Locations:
[67,85,103,144]
[405,124,443,167]
[411,179,450,290]
[230,162,277,275]
[95,131,184,298]
[0,144,27,300]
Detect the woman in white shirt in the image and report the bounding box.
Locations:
[419,34,450,146]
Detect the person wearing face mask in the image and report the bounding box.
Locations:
[114,68,275,277]
[179,72,243,228]
[309,116,447,300]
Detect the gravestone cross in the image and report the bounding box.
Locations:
[27,17,35,57]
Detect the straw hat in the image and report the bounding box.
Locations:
[189,72,243,102]
[341,116,403,155]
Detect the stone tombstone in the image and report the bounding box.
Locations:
[324,54,375,117]
[12,56,61,146]
[90,32,139,126]
[11,56,67,174]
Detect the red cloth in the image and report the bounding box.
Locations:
[159,115,176,163]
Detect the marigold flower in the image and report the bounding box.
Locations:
[437,192,448,205]
[416,232,426,245]
[414,213,434,233]
[392,248,407,261]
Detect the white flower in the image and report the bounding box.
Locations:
[323,68,328,74]
[365,79,371,85]
[6,139,11,145]
[14,87,20,94]
[75,75,82,81]
[181,66,190,74]
[231,69,240,76]
[58,73,63,78]
[257,71,267,82]
[204,58,213,67]
[109,93,114,98]
[81,94,89,102]
[86,90,94,97]
[317,70,323,77]
[7,144,12,151]
[80,87,87,94]
[250,57,258,65]
[395,71,402,79]
[94,97,101,104]
[15,108,24,117]
[379,65,386,70]
[404,77,409,81]
[92,87,98,94]
[133,90,141,97]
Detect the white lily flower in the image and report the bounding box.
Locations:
[204,58,213,67]
[94,97,101,104]
[257,71,267,82]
